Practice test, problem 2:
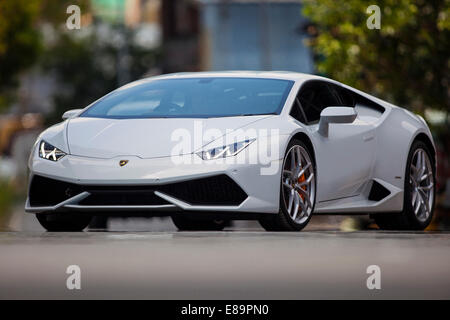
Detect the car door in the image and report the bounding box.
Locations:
[294,81,376,202]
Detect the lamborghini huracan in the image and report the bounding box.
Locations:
[26,72,436,231]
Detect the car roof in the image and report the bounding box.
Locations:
[140,71,329,82]
[117,71,398,111]
[141,71,399,111]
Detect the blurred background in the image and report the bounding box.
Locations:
[0,0,448,231]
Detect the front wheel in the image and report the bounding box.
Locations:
[259,139,316,231]
[36,212,92,232]
[374,140,435,230]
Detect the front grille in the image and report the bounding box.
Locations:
[29,174,248,207]
[79,189,170,206]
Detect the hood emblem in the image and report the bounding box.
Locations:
[119,160,129,167]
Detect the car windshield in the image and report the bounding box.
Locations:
[80,77,294,119]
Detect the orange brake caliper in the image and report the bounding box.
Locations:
[298,174,306,201]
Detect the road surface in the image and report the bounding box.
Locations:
[1,215,449,299]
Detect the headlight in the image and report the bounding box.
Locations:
[39,141,66,161]
[197,139,255,160]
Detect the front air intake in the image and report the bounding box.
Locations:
[29,175,82,207]
[29,174,248,207]
[157,175,248,206]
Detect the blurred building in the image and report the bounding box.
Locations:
[199,0,313,72]
[91,0,161,27]
[162,0,314,73]
[9,0,314,117]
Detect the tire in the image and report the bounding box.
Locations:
[171,215,228,231]
[374,140,435,230]
[36,212,92,232]
[89,216,109,230]
[259,139,316,231]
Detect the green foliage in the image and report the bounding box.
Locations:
[0,179,15,220]
[42,32,118,124]
[0,0,42,112]
[302,0,449,113]
[0,0,91,113]
[42,27,161,125]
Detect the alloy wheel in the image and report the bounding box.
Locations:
[409,148,434,222]
[281,145,316,224]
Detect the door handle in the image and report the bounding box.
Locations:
[363,134,374,142]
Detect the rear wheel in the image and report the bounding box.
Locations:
[36,212,92,232]
[171,215,228,231]
[374,140,435,230]
[259,139,316,231]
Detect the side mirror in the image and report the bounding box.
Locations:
[62,109,83,120]
[318,107,356,137]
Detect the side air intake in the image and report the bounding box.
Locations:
[368,180,391,201]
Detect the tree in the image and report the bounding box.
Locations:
[42,25,161,125]
[0,0,90,113]
[0,0,42,112]
[302,0,449,114]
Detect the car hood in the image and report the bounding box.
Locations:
[66,116,272,159]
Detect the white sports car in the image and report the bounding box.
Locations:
[26,71,436,231]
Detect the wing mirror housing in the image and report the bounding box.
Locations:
[62,109,83,120]
[318,107,357,137]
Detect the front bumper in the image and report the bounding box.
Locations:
[26,153,282,214]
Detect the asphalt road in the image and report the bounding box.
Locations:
[1,215,450,299]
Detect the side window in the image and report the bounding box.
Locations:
[332,83,385,114]
[331,85,355,107]
[296,81,341,124]
[289,97,307,123]
[353,92,385,114]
